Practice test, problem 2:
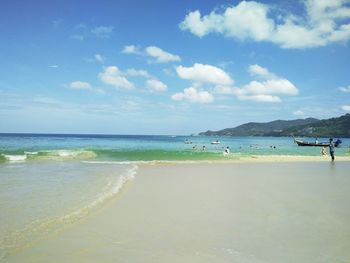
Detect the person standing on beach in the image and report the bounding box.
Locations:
[329,138,335,161]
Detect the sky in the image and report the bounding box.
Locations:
[0,0,350,135]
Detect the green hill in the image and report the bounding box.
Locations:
[199,114,350,137]
[281,114,350,137]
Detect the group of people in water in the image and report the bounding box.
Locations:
[188,137,338,161]
[192,144,230,154]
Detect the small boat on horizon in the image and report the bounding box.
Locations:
[211,140,220,145]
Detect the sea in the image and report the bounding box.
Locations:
[0,133,349,260]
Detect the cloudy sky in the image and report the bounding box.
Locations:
[0,0,350,134]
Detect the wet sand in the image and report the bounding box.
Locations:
[4,161,350,263]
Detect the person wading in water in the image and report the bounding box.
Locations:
[329,138,335,161]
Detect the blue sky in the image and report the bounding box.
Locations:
[0,0,350,134]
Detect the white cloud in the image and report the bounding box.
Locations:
[214,64,298,103]
[146,79,168,92]
[123,44,181,63]
[180,1,274,40]
[125,68,150,78]
[68,81,93,90]
[341,105,350,112]
[49,65,59,68]
[248,64,271,78]
[91,26,114,38]
[66,81,105,94]
[339,85,350,92]
[293,110,305,116]
[237,94,281,103]
[180,0,350,49]
[98,66,135,89]
[145,46,181,63]
[243,79,298,96]
[171,87,214,103]
[122,45,142,54]
[176,63,233,85]
[213,85,236,94]
[95,54,105,63]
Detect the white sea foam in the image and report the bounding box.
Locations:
[1,154,27,162]
[57,150,77,157]
[24,151,38,155]
[39,149,97,160]
[82,160,132,165]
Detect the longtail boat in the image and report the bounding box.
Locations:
[294,138,330,147]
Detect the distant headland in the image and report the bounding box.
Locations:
[199,113,350,138]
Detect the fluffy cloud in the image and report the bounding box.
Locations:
[248,64,271,78]
[237,94,281,103]
[145,46,181,63]
[176,63,233,85]
[341,105,350,112]
[91,26,114,38]
[67,81,93,90]
[213,85,236,94]
[146,79,168,92]
[122,45,142,55]
[180,1,274,40]
[243,79,298,96]
[172,87,214,104]
[122,45,181,63]
[339,85,350,92]
[125,68,150,78]
[98,66,135,89]
[180,0,350,49]
[95,54,105,63]
[293,110,306,116]
[214,64,298,103]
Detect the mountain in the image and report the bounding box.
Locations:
[199,114,350,137]
[280,113,350,137]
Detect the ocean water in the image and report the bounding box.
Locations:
[0,134,349,260]
[0,133,349,163]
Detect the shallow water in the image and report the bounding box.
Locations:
[0,161,136,259]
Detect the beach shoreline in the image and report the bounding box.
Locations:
[82,154,350,166]
[3,160,350,263]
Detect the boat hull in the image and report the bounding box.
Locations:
[294,139,329,147]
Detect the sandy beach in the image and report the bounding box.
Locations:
[3,160,350,263]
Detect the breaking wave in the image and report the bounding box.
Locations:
[0,148,233,163]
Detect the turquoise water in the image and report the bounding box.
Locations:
[1,134,349,162]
